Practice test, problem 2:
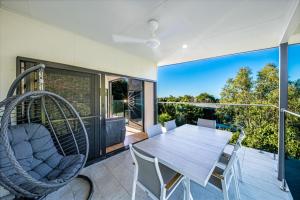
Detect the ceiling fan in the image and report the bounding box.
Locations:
[112,19,161,49]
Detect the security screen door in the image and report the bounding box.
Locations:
[18,58,102,161]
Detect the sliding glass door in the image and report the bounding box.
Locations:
[128,79,144,131]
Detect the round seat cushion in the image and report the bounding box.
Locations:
[0,123,84,189]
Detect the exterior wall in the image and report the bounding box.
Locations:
[144,81,154,131]
[0,8,157,101]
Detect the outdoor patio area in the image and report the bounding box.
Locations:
[45,146,292,200]
[0,1,299,199]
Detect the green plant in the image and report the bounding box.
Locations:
[158,113,172,125]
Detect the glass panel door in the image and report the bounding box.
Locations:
[128,79,144,131]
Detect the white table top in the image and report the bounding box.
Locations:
[134,124,232,186]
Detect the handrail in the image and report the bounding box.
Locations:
[281,109,300,118]
[158,101,278,109]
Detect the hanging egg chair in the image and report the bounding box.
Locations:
[0,64,90,199]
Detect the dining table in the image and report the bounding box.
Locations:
[134,124,232,200]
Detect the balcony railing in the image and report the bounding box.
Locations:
[281,109,300,198]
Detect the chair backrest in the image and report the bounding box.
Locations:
[223,151,238,187]
[233,127,246,152]
[164,120,177,131]
[197,118,216,129]
[129,144,163,199]
[105,117,126,147]
[146,124,163,138]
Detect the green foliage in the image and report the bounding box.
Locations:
[179,95,194,102]
[158,64,300,158]
[111,79,128,100]
[159,95,180,102]
[158,103,216,126]
[158,113,172,125]
[159,92,219,103]
[195,92,218,103]
[230,132,240,144]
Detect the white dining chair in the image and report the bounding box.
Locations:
[129,144,184,200]
[146,124,163,138]
[209,151,240,200]
[164,120,177,131]
[217,129,245,182]
[197,118,216,129]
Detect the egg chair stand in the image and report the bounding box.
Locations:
[0,64,94,199]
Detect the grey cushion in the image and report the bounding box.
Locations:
[0,123,84,187]
[47,154,84,181]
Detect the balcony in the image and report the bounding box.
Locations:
[45,146,290,200]
[39,102,297,200]
[0,0,300,200]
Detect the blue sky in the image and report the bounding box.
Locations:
[158,44,300,98]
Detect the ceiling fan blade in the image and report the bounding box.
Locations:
[112,34,146,44]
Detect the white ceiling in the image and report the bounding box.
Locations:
[1,0,300,66]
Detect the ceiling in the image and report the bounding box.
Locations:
[1,0,300,66]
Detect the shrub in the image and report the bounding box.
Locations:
[158,113,172,125]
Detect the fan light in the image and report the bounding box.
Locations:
[146,38,160,49]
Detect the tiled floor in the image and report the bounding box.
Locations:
[46,147,293,200]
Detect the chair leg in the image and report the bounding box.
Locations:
[183,177,192,200]
[233,172,241,200]
[236,158,243,182]
[160,188,167,200]
[221,180,229,200]
[183,186,187,200]
[132,169,138,200]
[185,177,192,200]
[131,181,136,200]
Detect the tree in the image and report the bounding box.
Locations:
[179,95,194,102]
[158,64,300,158]
[195,93,217,103]
[255,64,278,104]
[220,64,300,157]
[292,79,300,97]
[158,95,180,102]
[219,67,253,127]
[294,79,300,89]
[111,79,128,100]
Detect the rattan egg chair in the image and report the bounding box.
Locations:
[0,64,91,199]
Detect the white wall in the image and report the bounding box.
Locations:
[0,8,157,101]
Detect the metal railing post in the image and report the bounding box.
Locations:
[278,43,288,182]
